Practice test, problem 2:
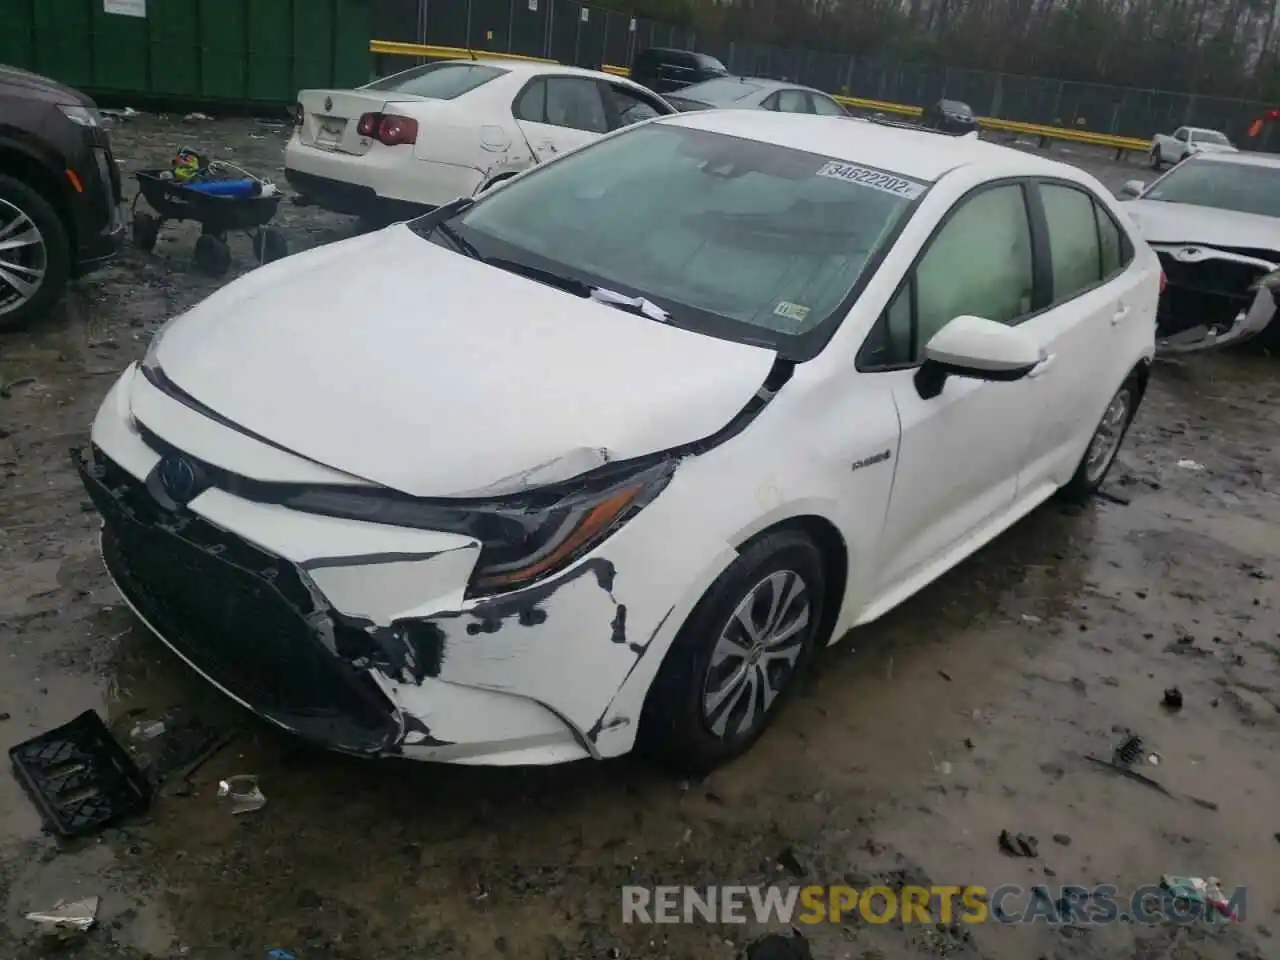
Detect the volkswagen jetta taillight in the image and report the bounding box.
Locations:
[356,112,419,146]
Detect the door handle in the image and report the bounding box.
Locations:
[1027,352,1056,378]
[1111,304,1131,326]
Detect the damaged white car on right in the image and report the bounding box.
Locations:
[1121,150,1280,352]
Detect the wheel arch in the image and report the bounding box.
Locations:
[0,139,76,247]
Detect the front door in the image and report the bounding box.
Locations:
[865,182,1044,602]
[512,76,610,163]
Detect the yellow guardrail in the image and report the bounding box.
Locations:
[370,40,1151,154]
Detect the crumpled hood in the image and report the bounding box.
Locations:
[149,225,777,497]
[1121,198,1280,253]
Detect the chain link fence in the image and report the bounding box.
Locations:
[374,0,1279,146]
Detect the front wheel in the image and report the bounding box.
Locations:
[1060,377,1137,502]
[639,529,828,774]
[1149,147,1163,169]
[0,173,71,331]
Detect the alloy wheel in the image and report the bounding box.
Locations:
[1084,387,1131,484]
[0,198,48,318]
[701,569,811,741]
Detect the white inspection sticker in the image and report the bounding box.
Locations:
[816,161,925,199]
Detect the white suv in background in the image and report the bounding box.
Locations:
[285,59,676,223]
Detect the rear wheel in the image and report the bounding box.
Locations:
[1149,147,1163,169]
[0,173,70,331]
[1060,377,1137,502]
[639,529,827,774]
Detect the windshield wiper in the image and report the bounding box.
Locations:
[435,221,483,260]
[588,286,671,323]
[486,257,593,297]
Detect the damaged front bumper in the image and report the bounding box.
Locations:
[1152,244,1280,353]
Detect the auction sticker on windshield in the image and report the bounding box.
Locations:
[816,161,925,199]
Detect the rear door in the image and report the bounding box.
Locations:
[512,76,610,162]
[602,81,673,128]
[1014,180,1138,496]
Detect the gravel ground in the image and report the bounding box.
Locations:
[1,117,1278,960]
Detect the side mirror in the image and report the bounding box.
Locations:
[914,315,1042,400]
[1120,180,1145,198]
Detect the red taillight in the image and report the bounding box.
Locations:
[355,112,418,146]
[1159,270,1167,294]
[292,102,303,127]
[377,114,418,146]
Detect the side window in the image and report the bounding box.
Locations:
[810,93,847,116]
[608,85,665,127]
[1174,128,1189,142]
[542,78,609,133]
[913,185,1034,355]
[760,92,780,111]
[1094,200,1133,278]
[513,79,547,123]
[775,89,811,113]
[1040,183,1102,301]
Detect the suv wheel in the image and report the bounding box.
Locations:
[0,173,70,331]
[639,529,828,774]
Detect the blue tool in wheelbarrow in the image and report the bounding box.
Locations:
[130,148,288,277]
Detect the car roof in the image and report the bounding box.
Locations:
[655,109,1074,182]
[1193,150,1280,167]
[677,75,828,102]
[1186,126,1228,134]
[468,58,633,83]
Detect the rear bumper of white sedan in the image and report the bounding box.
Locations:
[284,134,488,219]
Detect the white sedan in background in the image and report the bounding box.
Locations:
[83,112,1158,774]
[285,59,677,222]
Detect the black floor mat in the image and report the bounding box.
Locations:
[9,709,152,838]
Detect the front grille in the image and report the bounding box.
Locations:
[78,448,396,752]
[1156,252,1263,336]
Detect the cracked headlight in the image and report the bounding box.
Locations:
[57,104,102,128]
[281,459,676,596]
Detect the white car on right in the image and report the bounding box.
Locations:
[1148,125,1237,169]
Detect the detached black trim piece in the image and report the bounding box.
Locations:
[9,709,151,838]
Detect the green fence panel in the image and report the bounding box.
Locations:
[148,0,201,97]
[0,0,38,70]
[199,0,248,100]
[34,0,94,89]
[334,0,373,87]
[247,0,293,101]
[92,2,150,91]
[294,0,334,93]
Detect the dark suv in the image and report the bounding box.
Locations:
[630,48,729,94]
[0,65,124,330]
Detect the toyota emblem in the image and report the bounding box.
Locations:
[324,96,333,112]
[157,454,202,505]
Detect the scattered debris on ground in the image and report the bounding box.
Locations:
[998,829,1039,857]
[24,897,99,931]
[217,775,266,815]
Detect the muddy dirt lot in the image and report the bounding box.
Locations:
[1,118,1278,960]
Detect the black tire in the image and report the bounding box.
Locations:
[639,529,828,774]
[192,233,231,277]
[0,172,71,332]
[132,212,160,253]
[1149,147,1162,169]
[1060,375,1139,502]
[253,227,288,264]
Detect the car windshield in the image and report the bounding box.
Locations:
[1193,130,1230,145]
[362,62,506,99]
[941,100,972,115]
[677,77,763,105]
[1144,159,1280,218]
[440,123,926,354]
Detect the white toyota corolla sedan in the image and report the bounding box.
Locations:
[284,58,677,221]
[80,110,1159,773]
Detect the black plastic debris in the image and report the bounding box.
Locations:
[998,829,1039,857]
[1114,734,1145,767]
[743,930,813,960]
[8,710,152,838]
[1162,687,1185,711]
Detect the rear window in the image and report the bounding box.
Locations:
[363,62,506,99]
[696,54,728,72]
[677,77,763,105]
